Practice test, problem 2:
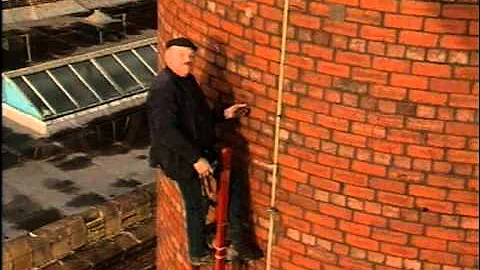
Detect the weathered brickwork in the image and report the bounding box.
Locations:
[157,0,478,269]
[2,184,155,270]
[155,170,192,270]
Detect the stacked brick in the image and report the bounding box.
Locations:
[157,0,478,269]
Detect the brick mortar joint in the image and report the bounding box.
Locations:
[2,182,156,270]
[40,221,156,270]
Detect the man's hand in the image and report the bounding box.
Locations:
[224,103,250,119]
[193,157,213,178]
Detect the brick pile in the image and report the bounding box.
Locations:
[156,0,478,269]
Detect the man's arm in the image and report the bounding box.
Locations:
[147,78,202,165]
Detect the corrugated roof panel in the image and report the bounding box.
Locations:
[2,0,88,24]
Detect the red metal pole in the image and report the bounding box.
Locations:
[214,147,232,270]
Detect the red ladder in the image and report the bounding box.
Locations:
[192,147,232,270]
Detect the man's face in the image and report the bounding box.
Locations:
[165,46,195,77]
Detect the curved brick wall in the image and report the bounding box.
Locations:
[156,0,478,269]
[155,171,191,270]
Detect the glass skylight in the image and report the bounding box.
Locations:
[2,38,157,120]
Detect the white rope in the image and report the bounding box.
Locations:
[265,0,290,269]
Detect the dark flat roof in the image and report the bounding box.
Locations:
[2,109,154,241]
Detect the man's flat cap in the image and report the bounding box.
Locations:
[166,37,198,51]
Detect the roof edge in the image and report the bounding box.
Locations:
[2,37,156,78]
[2,103,48,138]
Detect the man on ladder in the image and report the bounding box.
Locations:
[147,37,263,267]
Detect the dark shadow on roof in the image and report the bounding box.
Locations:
[2,195,65,232]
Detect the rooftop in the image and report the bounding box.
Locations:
[2,0,158,242]
[2,109,154,241]
[2,0,156,71]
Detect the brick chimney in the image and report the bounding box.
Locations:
[156,0,479,269]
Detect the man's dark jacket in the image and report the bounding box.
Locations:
[147,68,223,181]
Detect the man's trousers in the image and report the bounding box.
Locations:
[174,167,251,258]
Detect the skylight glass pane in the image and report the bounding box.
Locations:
[50,66,99,108]
[116,51,155,86]
[95,55,141,93]
[11,77,53,118]
[25,72,76,114]
[136,46,157,71]
[72,61,121,100]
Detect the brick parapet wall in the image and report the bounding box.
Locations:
[157,0,478,269]
[2,183,156,270]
